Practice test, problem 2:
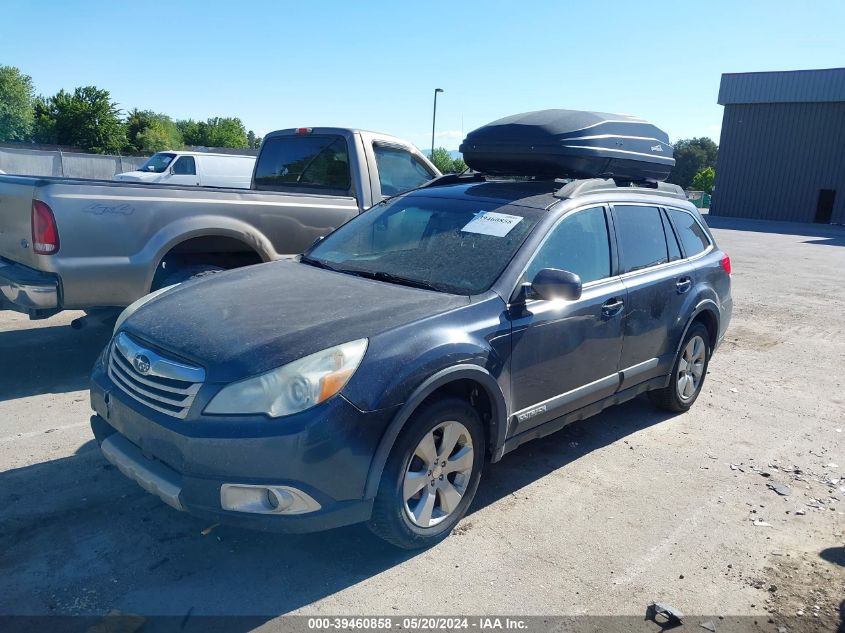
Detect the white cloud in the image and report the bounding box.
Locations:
[434,129,463,139]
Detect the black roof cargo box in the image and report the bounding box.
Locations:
[459,110,675,182]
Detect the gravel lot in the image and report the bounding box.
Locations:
[1,216,843,630]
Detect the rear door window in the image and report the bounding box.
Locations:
[254,135,351,192]
[668,208,710,257]
[373,144,436,196]
[613,205,669,273]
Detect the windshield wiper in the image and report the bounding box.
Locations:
[299,255,339,271]
[355,270,442,292]
[300,258,441,291]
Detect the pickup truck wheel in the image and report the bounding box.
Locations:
[648,322,711,413]
[368,397,485,549]
[155,264,224,290]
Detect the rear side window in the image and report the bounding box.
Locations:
[524,206,611,284]
[254,135,351,192]
[668,208,710,257]
[613,205,669,273]
[661,209,683,261]
[172,156,196,175]
[373,144,435,196]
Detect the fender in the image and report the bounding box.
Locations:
[363,364,508,499]
[675,298,720,354]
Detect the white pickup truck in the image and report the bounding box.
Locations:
[0,127,439,319]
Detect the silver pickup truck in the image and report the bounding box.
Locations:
[0,128,439,319]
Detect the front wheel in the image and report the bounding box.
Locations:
[368,398,485,549]
[648,322,711,412]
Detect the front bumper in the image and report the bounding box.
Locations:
[90,361,396,533]
[0,259,60,317]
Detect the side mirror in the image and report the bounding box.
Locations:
[531,268,582,301]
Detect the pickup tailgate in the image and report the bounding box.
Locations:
[0,176,39,269]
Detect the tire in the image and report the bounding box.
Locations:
[155,264,224,290]
[648,322,711,412]
[368,397,486,549]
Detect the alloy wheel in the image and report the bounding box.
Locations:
[402,420,474,528]
[677,335,706,401]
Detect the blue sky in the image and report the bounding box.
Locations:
[2,0,844,151]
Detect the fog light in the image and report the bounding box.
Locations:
[220,484,321,515]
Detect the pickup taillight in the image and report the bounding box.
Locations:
[720,254,732,275]
[32,200,59,255]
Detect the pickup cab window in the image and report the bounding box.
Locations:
[254,135,351,193]
[373,144,436,196]
[138,153,176,173]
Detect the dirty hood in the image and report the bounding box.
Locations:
[122,260,470,382]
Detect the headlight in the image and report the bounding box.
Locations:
[204,339,368,417]
[113,284,178,334]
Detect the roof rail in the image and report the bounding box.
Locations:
[554,178,686,201]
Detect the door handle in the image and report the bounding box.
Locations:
[601,298,624,318]
[676,277,692,294]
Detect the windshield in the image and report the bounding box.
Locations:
[138,153,176,173]
[305,194,542,295]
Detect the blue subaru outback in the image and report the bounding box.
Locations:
[90,111,732,548]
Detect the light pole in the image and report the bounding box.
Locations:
[431,88,444,161]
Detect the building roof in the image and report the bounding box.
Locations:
[718,68,845,105]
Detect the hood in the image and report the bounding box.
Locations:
[122,260,471,382]
[113,171,161,182]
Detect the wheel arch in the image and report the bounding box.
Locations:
[677,299,720,353]
[363,365,508,500]
[148,229,272,291]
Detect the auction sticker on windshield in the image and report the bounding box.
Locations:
[461,211,523,237]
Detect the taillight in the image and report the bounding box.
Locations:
[296,127,313,135]
[32,200,59,255]
[720,254,731,275]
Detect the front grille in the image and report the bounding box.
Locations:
[108,332,205,419]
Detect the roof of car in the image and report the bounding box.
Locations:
[402,179,560,210]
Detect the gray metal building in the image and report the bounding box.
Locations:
[711,68,845,224]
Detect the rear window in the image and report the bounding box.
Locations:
[254,135,351,193]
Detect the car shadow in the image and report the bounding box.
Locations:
[706,215,845,246]
[0,321,111,402]
[0,395,673,625]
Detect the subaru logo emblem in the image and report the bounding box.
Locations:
[133,354,151,374]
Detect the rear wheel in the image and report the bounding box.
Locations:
[648,322,711,412]
[368,398,485,549]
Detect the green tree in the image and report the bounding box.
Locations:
[37,86,126,153]
[125,109,155,150]
[204,117,248,148]
[430,147,456,173]
[126,109,182,152]
[667,137,718,190]
[247,130,264,149]
[690,166,715,194]
[452,157,467,173]
[31,96,57,144]
[0,65,35,142]
[177,117,248,148]
[136,117,183,152]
